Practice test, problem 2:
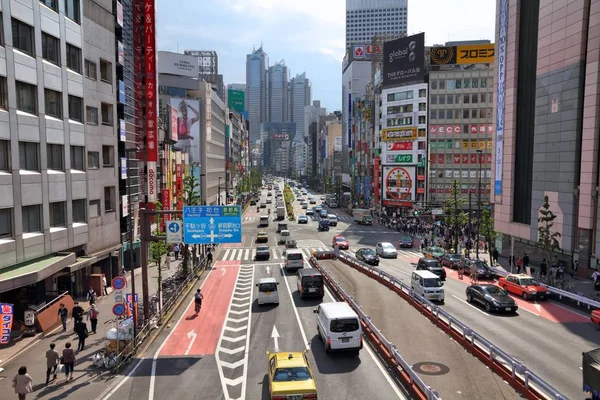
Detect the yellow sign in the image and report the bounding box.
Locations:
[456,44,495,65]
[382,127,417,141]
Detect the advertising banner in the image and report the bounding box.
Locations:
[385,154,413,164]
[353,43,383,60]
[334,136,342,152]
[382,127,417,141]
[386,142,413,151]
[0,303,14,345]
[364,177,371,201]
[175,164,183,210]
[144,0,157,201]
[119,119,126,142]
[495,0,508,195]
[225,125,230,165]
[374,156,380,205]
[429,43,495,66]
[170,98,200,163]
[348,93,352,148]
[116,1,123,27]
[118,81,125,104]
[121,195,128,216]
[170,106,178,142]
[383,166,416,202]
[157,51,199,78]
[117,41,124,65]
[120,157,127,180]
[227,89,245,113]
[383,33,425,87]
[161,189,170,230]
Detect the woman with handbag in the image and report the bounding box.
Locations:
[61,343,76,382]
[12,366,32,399]
[74,318,89,351]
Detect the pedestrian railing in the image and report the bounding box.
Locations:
[323,253,568,400]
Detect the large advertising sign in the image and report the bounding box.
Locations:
[386,142,413,151]
[227,89,245,113]
[383,166,416,202]
[170,106,178,142]
[157,51,199,78]
[382,127,417,141]
[116,1,123,27]
[133,0,145,196]
[261,122,296,141]
[144,0,158,201]
[0,303,14,344]
[429,43,495,66]
[352,43,383,60]
[161,189,170,230]
[170,98,200,163]
[495,0,508,196]
[383,33,425,87]
[334,137,342,152]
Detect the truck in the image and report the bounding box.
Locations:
[276,206,286,220]
[353,209,373,225]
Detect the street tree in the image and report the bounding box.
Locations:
[150,201,169,312]
[181,174,201,276]
[443,180,468,251]
[479,205,500,263]
[537,195,561,262]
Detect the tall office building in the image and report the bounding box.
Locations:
[345,0,408,48]
[267,61,289,123]
[246,47,268,143]
[185,50,225,101]
[290,73,312,138]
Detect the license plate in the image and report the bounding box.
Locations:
[265,292,270,295]
[308,288,316,292]
[341,338,350,343]
[287,396,302,400]
[505,307,511,311]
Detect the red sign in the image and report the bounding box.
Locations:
[430,125,436,134]
[454,155,461,164]
[133,0,145,197]
[454,125,461,134]
[438,154,444,164]
[438,126,444,134]
[487,153,492,164]
[487,124,493,133]
[479,154,485,164]
[145,0,158,201]
[387,142,413,151]
[479,124,486,134]
[374,156,380,205]
[445,126,452,134]
[175,163,183,194]
[161,189,170,231]
[470,125,477,134]
[470,154,477,164]
[382,200,413,207]
[462,154,469,164]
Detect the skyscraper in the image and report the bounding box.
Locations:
[290,73,312,138]
[267,61,289,123]
[246,47,268,143]
[345,0,408,48]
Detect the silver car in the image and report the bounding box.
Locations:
[375,242,398,258]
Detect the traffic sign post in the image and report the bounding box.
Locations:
[111,276,127,290]
[183,205,242,244]
[166,221,183,244]
[113,289,125,304]
[113,303,127,317]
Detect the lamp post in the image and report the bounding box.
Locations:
[476,149,483,259]
[125,146,139,339]
[218,176,223,206]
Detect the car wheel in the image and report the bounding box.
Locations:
[485,303,491,312]
[522,292,528,300]
[467,293,472,303]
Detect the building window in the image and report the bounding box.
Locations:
[387,90,412,102]
[44,89,62,118]
[87,151,99,169]
[430,95,437,105]
[16,81,37,114]
[102,145,114,167]
[418,115,427,124]
[439,95,445,105]
[446,110,453,119]
[101,103,113,125]
[472,109,478,118]
[86,106,98,125]
[70,145,85,170]
[46,143,64,170]
[387,104,412,114]
[84,60,97,80]
[479,108,486,119]
[0,140,9,171]
[463,94,470,104]
[40,0,58,11]
[472,79,479,88]
[66,44,82,73]
[65,0,81,24]
[418,102,426,112]
[419,89,426,98]
[463,109,470,119]
[49,201,66,227]
[19,142,39,171]
[68,95,83,122]
[455,110,461,119]
[12,19,35,57]
[487,108,493,118]
[22,204,41,233]
[0,208,12,238]
[72,199,86,222]
[100,59,112,83]
[89,199,101,218]
[430,110,436,119]
[42,32,60,65]
[0,77,6,109]
[481,93,487,103]
[438,79,446,89]
[463,79,470,88]
[104,186,115,212]
[447,95,454,104]
[0,13,4,47]
[471,94,478,104]
[431,80,437,90]
[455,79,461,89]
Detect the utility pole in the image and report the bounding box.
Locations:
[468,191,472,258]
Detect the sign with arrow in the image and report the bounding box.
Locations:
[183,205,242,244]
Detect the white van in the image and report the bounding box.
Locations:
[256,278,279,305]
[411,270,445,303]
[327,214,338,226]
[259,215,269,227]
[284,249,304,271]
[313,302,363,354]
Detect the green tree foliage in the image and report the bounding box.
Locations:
[150,201,169,311]
[479,206,499,263]
[181,174,201,276]
[443,180,468,251]
[537,195,561,262]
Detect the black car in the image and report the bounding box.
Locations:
[355,248,380,266]
[417,257,447,281]
[440,253,464,269]
[255,245,270,261]
[398,235,413,248]
[466,284,518,313]
[461,259,493,280]
[297,268,324,299]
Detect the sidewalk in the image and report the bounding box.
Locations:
[0,255,179,398]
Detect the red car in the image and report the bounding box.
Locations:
[592,310,600,325]
[332,236,349,250]
[497,274,548,300]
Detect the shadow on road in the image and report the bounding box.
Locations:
[291,291,323,308]
[309,334,361,375]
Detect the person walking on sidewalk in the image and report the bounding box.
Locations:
[74,318,88,351]
[71,302,83,330]
[492,248,499,265]
[61,343,76,382]
[58,304,68,332]
[174,244,180,260]
[45,343,59,385]
[516,257,523,274]
[87,304,99,334]
[12,366,32,400]
[102,276,108,295]
[540,258,548,278]
[523,253,530,271]
[86,287,97,306]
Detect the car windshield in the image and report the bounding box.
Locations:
[473,261,487,269]
[382,243,395,249]
[287,253,303,260]
[281,231,290,236]
[425,261,441,268]
[360,249,375,256]
[258,283,277,292]
[257,246,269,251]
[400,236,411,241]
[302,275,323,286]
[335,237,346,242]
[483,286,505,295]
[330,318,359,332]
[519,278,539,286]
[273,367,311,382]
[448,254,462,260]
[423,278,443,287]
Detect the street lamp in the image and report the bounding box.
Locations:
[125,146,139,339]
[218,176,223,205]
[476,149,483,259]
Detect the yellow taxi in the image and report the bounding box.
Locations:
[256,231,269,243]
[266,351,317,400]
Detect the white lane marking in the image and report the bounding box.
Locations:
[224,249,232,260]
[323,285,406,399]
[185,330,197,355]
[516,303,540,317]
[451,295,489,317]
[96,356,145,400]
[280,263,310,350]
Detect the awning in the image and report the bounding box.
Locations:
[68,256,98,273]
[121,239,141,253]
[0,253,76,293]
[89,243,122,261]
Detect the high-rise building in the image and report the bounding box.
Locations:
[345,0,408,48]
[246,47,268,143]
[267,61,289,123]
[185,50,225,102]
[290,73,312,138]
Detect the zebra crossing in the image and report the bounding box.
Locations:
[220,247,328,261]
[242,214,353,222]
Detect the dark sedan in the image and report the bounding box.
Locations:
[355,248,380,266]
[462,259,494,280]
[466,284,518,313]
[440,253,464,269]
[255,245,271,261]
[398,235,413,248]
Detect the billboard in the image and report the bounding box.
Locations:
[334,137,342,152]
[261,122,296,142]
[227,89,245,113]
[495,0,508,195]
[352,43,383,60]
[386,142,413,151]
[383,166,416,202]
[171,98,200,163]
[144,0,158,201]
[116,1,123,27]
[382,127,417,141]
[429,43,495,66]
[158,51,199,78]
[383,33,425,87]
[170,106,178,142]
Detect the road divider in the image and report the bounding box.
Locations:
[319,253,568,400]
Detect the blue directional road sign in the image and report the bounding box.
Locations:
[183,205,242,244]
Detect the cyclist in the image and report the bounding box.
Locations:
[194,289,203,315]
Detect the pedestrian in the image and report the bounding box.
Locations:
[102,275,108,295]
[523,253,530,269]
[74,318,88,351]
[571,260,578,279]
[61,343,76,382]
[86,287,97,306]
[121,265,126,276]
[207,250,213,265]
[87,304,99,334]
[516,257,523,274]
[57,304,68,332]
[71,302,84,330]
[492,248,499,265]
[174,244,180,260]
[470,263,478,283]
[45,343,59,385]
[540,258,548,278]
[12,366,32,400]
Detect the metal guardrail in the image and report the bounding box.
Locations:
[332,252,568,400]
[33,291,70,315]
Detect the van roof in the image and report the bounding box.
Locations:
[412,270,440,279]
[319,302,358,319]
[286,249,302,255]
[259,277,277,284]
[298,268,321,276]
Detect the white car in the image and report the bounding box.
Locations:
[376,242,398,258]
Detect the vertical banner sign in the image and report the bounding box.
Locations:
[133,0,145,195]
[175,155,183,210]
[161,189,170,231]
[374,156,380,206]
[0,303,14,344]
[348,93,352,148]
[170,106,178,142]
[144,0,158,201]
[495,0,508,196]
[225,125,230,170]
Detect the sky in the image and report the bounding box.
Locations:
[157,0,496,112]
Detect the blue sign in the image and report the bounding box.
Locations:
[113,303,127,316]
[111,276,127,290]
[183,205,242,244]
[119,80,125,104]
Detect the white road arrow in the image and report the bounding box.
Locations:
[221,267,226,276]
[185,329,197,356]
[266,266,271,275]
[533,301,542,314]
[271,326,280,352]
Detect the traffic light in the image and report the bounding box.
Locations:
[414,210,419,216]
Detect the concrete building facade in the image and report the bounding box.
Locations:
[267,60,288,123]
[345,0,408,48]
[290,72,311,139]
